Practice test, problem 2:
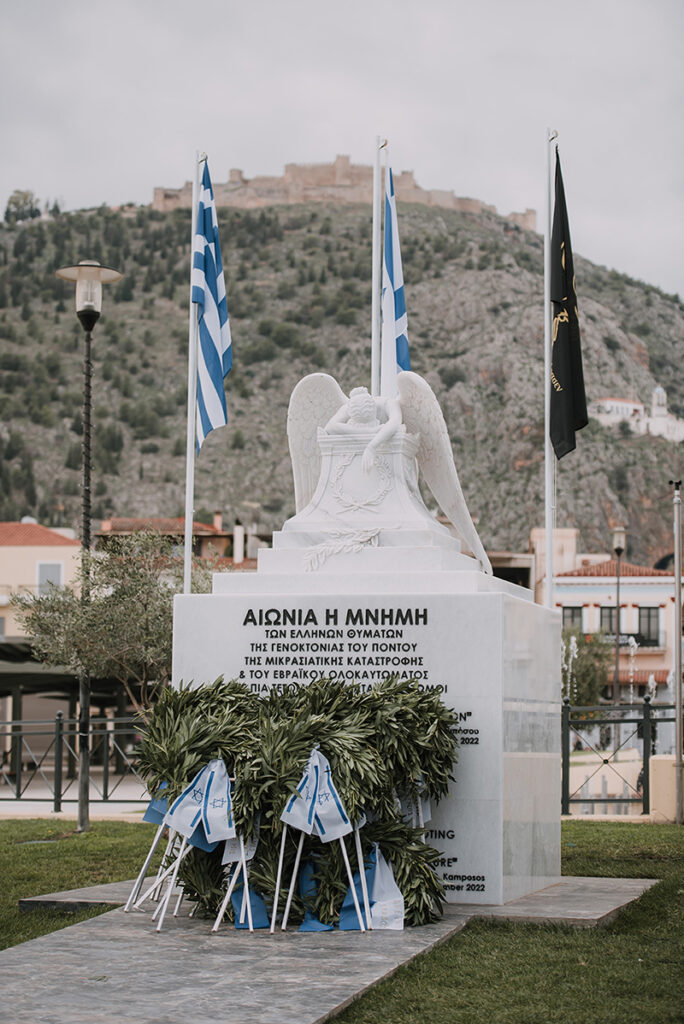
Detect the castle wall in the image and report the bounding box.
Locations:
[152,155,537,230]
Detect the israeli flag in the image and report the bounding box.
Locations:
[313,752,352,843]
[280,749,351,843]
[164,759,235,843]
[380,160,410,398]
[192,160,232,451]
[280,749,320,835]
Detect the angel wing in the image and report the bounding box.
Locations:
[397,371,492,574]
[287,374,346,512]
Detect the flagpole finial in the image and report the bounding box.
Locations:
[198,152,208,164]
[548,129,558,143]
[379,138,388,150]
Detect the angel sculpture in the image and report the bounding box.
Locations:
[286,372,492,575]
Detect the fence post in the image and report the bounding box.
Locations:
[67,694,77,779]
[10,688,22,797]
[562,698,571,815]
[54,711,63,813]
[641,696,651,816]
[102,727,110,801]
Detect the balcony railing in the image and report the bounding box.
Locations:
[602,631,664,649]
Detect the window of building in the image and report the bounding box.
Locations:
[37,563,62,596]
[562,607,583,630]
[600,607,618,634]
[638,607,660,645]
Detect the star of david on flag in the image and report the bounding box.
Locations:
[280,748,351,842]
[192,160,233,451]
[164,758,235,845]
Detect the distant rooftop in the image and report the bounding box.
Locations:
[558,559,673,578]
[98,517,227,536]
[0,522,80,547]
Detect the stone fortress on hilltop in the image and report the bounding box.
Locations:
[153,154,537,231]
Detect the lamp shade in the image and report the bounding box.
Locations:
[56,260,122,320]
[612,525,626,556]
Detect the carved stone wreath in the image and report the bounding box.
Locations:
[331,453,392,513]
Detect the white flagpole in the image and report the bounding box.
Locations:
[353,826,372,929]
[124,822,165,911]
[212,862,242,932]
[281,831,305,930]
[183,152,205,595]
[339,836,365,931]
[270,825,288,932]
[371,136,386,397]
[672,479,682,825]
[543,129,557,610]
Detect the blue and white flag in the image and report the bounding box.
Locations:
[192,160,232,451]
[280,748,352,843]
[314,752,352,842]
[380,161,410,398]
[164,759,235,844]
[280,749,320,835]
[142,782,168,825]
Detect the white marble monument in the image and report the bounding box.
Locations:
[173,371,561,905]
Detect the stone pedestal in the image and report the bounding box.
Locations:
[173,563,561,905]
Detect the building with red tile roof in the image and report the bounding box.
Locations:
[0,521,80,640]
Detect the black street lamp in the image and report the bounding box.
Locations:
[55,260,121,832]
[612,524,626,758]
[612,525,626,701]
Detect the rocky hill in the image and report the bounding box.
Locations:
[0,201,681,566]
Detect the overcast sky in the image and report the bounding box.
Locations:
[1,0,681,296]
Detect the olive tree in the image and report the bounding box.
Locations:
[12,531,216,714]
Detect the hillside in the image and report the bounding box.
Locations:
[0,201,682,566]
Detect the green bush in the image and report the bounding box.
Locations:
[136,677,458,927]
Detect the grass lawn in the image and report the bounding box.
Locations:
[0,818,159,951]
[0,818,682,1023]
[339,821,684,1024]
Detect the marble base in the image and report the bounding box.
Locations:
[173,570,561,906]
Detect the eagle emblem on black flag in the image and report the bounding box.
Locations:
[550,149,588,459]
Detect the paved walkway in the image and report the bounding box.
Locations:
[2,876,658,1024]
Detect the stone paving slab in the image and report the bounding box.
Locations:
[449,876,659,927]
[19,878,148,912]
[4,875,660,1023]
[0,903,471,1024]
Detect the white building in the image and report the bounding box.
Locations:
[553,559,678,700]
[589,385,684,443]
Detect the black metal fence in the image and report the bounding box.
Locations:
[3,704,677,816]
[0,713,147,810]
[561,697,677,815]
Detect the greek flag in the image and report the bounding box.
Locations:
[192,160,232,451]
[380,162,410,397]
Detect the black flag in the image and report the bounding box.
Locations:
[550,149,587,459]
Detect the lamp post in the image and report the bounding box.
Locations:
[55,260,121,832]
[612,525,626,758]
